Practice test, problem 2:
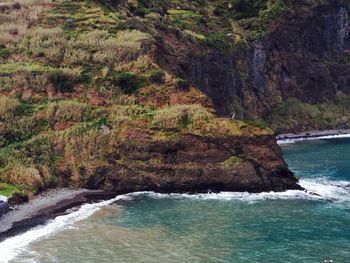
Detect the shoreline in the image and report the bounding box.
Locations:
[0,188,118,242]
[2,129,347,242]
[276,129,350,143]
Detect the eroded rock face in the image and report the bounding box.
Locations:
[264,2,350,104]
[190,54,245,116]
[175,1,350,118]
[57,134,301,193]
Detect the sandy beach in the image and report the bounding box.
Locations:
[0,189,117,241]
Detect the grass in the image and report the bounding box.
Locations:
[0,63,53,75]
[47,100,92,122]
[0,96,20,120]
[152,104,213,129]
[0,182,23,197]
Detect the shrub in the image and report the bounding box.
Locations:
[4,165,49,188]
[149,69,166,83]
[0,24,27,43]
[205,32,234,51]
[0,48,10,59]
[0,76,14,92]
[50,69,80,93]
[259,0,291,20]
[74,30,110,49]
[152,104,213,129]
[0,135,53,172]
[335,92,350,109]
[0,0,51,43]
[0,116,37,147]
[267,98,350,132]
[175,78,191,90]
[114,72,145,95]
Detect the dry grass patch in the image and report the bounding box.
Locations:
[47,100,91,123]
[64,130,110,187]
[0,0,53,44]
[0,96,20,120]
[25,27,66,63]
[3,164,51,188]
[152,104,213,129]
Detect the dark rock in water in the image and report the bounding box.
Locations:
[0,196,9,216]
[8,193,29,206]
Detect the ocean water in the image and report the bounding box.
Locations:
[1,138,349,263]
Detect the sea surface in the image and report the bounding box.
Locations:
[0,137,349,263]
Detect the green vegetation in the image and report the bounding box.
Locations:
[175,79,191,90]
[149,69,166,84]
[114,72,146,95]
[0,183,23,197]
[268,95,350,133]
[0,0,288,198]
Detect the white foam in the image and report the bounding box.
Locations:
[277,133,350,144]
[1,178,349,263]
[0,194,132,263]
[128,178,349,204]
[318,134,350,140]
[299,178,349,205]
[127,190,314,202]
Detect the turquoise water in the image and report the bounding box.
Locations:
[1,138,350,263]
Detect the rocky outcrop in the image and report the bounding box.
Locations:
[57,133,301,193]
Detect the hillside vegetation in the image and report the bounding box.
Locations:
[1,0,349,198]
[0,0,277,198]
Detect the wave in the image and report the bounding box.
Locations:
[299,178,349,204]
[0,178,348,263]
[0,194,133,263]
[129,178,349,204]
[277,133,350,145]
[318,134,350,140]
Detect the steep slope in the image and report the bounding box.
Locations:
[142,0,350,133]
[0,0,302,199]
[93,0,350,133]
[3,0,349,199]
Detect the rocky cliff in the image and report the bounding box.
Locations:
[55,131,300,193]
[151,0,350,132]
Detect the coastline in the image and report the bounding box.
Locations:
[3,129,346,242]
[277,129,350,143]
[0,188,118,242]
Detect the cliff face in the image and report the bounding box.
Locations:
[264,2,349,104]
[156,0,350,131]
[56,132,300,193]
